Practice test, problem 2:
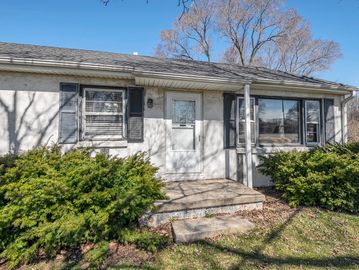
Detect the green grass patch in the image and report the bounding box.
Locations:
[9,207,359,269]
[153,208,359,270]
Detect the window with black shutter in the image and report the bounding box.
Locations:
[81,87,125,140]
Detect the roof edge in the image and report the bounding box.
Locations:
[0,55,356,93]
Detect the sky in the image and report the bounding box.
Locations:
[1,0,358,86]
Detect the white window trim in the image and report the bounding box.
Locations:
[236,96,256,146]
[81,87,126,141]
[304,100,321,145]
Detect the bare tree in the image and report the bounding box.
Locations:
[155,0,215,62]
[101,0,193,17]
[258,15,341,75]
[157,0,341,76]
[218,0,299,66]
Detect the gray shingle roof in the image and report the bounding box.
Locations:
[0,42,355,90]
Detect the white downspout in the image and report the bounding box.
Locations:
[244,84,253,188]
[341,91,356,143]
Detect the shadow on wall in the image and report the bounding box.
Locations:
[0,91,59,154]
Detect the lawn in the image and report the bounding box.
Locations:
[5,190,359,270]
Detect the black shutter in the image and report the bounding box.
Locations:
[59,83,79,144]
[127,86,144,142]
[324,98,335,144]
[224,93,236,148]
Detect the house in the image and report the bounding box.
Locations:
[0,42,356,189]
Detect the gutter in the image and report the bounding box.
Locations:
[341,90,356,143]
[0,56,134,72]
[0,56,357,93]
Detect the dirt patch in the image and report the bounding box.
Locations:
[235,187,297,227]
[102,242,153,268]
[149,220,174,241]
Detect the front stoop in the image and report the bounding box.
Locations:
[140,179,265,227]
[172,216,255,243]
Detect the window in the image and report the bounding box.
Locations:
[305,100,321,144]
[258,98,300,144]
[172,100,196,150]
[82,88,125,140]
[237,97,255,144]
[223,95,329,147]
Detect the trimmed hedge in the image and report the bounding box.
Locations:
[0,146,165,267]
[258,143,359,213]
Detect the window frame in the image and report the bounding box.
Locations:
[225,94,325,149]
[80,85,127,141]
[236,96,256,146]
[304,99,322,146]
[256,96,303,147]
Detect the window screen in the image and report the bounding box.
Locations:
[172,100,196,150]
[83,88,125,140]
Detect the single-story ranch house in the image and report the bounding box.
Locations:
[0,42,357,189]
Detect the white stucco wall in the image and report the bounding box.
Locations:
[0,70,347,186]
[0,71,229,181]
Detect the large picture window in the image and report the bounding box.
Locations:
[223,94,329,149]
[258,98,300,144]
[82,88,125,140]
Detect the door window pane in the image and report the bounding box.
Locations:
[173,100,195,124]
[258,98,300,144]
[305,100,320,143]
[172,100,196,150]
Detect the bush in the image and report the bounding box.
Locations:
[0,146,165,267]
[258,144,359,213]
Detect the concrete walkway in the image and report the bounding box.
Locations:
[172,216,255,242]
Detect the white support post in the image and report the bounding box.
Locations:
[244,84,253,188]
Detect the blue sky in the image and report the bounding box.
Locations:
[1,0,358,86]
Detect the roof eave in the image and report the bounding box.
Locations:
[0,56,355,94]
[252,79,356,95]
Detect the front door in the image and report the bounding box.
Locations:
[166,92,202,174]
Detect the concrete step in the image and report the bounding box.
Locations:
[172,216,255,243]
[157,180,266,213]
[139,179,265,227]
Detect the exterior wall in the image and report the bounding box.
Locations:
[0,70,347,186]
[0,71,228,180]
[202,91,226,179]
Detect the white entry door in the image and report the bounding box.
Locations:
[166,92,202,174]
